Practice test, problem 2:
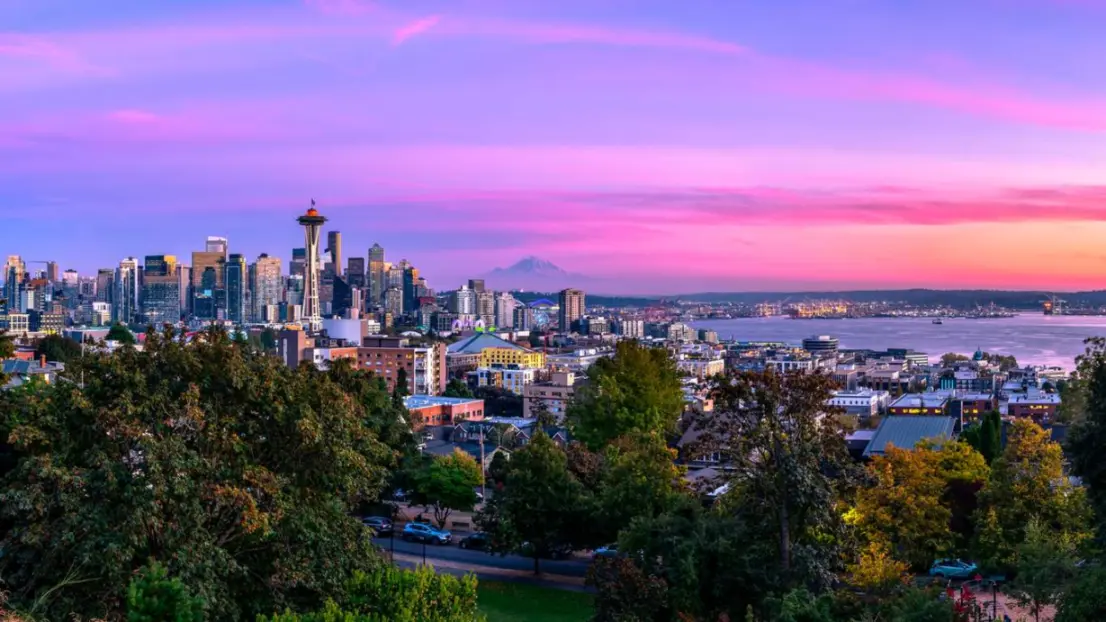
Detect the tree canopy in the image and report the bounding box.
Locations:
[410,449,483,528]
[33,334,82,364]
[0,326,398,620]
[568,340,684,450]
[106,322,137,344]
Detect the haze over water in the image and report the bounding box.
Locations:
[690,314,1106,370]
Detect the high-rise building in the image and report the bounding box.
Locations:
[141,255,180,326]
[3,255,25,313]
[45,261,59,283]
[468,279,485,293]
[513,305,534,331]
[224,253,248,324]
[178,265,191,312]
[96,269,114,303]
[251,254,283,323]
[402,265,420,314]
[113,257,139,325]
[384,287,404,318]
[290,247,306,279]
[62,269,79,287]
[326,231,342,279]
[451,285,476,315]
[476,290,496,327]
[368,243,385,305]
[206,236,228,255]
[347,257,366,289]
[495,292,517,329]
[285,274,304,306]
[297,203,327,332]
[558,288,585,332]
[191,241,226,319]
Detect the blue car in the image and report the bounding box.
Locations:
[402,522,452,545]
[929,558,978,580]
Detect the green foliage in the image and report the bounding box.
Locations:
[975,419,1092,571]
[939,353,970,367]
[1007,517,1079,621]
[1067,337,1106,540]
[106,322,137,344]
[568,341,683,450]
[762,588,835,622]
[697,370,855,589]
[595,431,687,545]
[486,451,509,487]
[532,400,557,428]
[961,410,1001,464]
[410,449,484,528]
[1057,564,1106,622]
[260,328,278,352]
[0,329,15,359]
[880,587,958,622]
[476,431,587,574]
[473,386,524,418]
[0,326,393,620]
[32,334,82,364]
[443,378,474,399]
[127,562,204,622]
[587,557,670,622]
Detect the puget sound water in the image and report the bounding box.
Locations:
[689,314,1106,371]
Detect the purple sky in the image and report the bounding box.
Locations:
[6,0,1106,294]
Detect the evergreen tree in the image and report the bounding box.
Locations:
[1067,337,1106,541]
[127,562,204,622]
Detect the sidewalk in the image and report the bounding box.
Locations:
[391,553,590,592]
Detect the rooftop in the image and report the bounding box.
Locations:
[864,416,957,458]
[447,332,530,355]
[889,393,950,409]
[403,395,483,409]
[1008,392,1062,405]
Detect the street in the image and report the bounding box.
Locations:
[373,535,591,578]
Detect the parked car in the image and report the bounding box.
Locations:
[391,489,408,502]
[518,541,574,560]
[459,532,490,551]
[593,544,619,559]
[929,559,978,580]
[402,522,452,545]
[362,516,393,537]
[423,431,435,441]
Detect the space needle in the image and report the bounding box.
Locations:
[297,200,327,333]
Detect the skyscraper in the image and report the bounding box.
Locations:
[224,253,248,324]
[495,292,517,329]
[558,288,585,332]
[205,236,228,255]
[96,269,114,303]
[251,254,283,323]
[141,255,180,326]
[297,202,327,332]
[384,287,404,318]
[113,257,139,325]
[45,261,59,283]
[326,231,342,279]
[402,264,420,314]
[290,248,306,278]
[451,285,476,315]
[468,279,485,293]
[2,255,25,313]
[347,257,365,288]
[476,290,496,327]
[368,243,385,305]
[178,265,191,312]
[191,250,225,320]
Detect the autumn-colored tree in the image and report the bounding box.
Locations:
[975,419,1092,570]
[846,541,911,594]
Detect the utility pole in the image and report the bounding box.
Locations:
[479,425,486,502]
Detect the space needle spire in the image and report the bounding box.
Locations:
[297,200,327,333]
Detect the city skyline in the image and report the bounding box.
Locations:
[8,0,1106,292]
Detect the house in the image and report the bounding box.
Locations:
[862,416,958,458]
[451,418,570,449]
[2,358,65,389]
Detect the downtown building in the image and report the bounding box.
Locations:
[112,257,139,325]
[140,255,181,326]
[558,288,585,332]
[250,254,283,323]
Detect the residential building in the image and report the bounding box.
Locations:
[558,288,585,332]
[523,371,576,419]
[140,255,180,326]
[677,356,726,379]
[827,389,888,418]
[29,311,64,334]
[698,329,719,344]
[451,285,477,316]
[3,255,25,313]
[615,318,644,338]
[403,264,420,313]
[513,306,534,331]
[224,253,248,324]
[887,393,950,416]
[468,364,536,394]
[863,416,957,458]
[113,257,138,325]
[666,322,695,342]
[495,292,516,329]
[468,279,485,292]
[404,395,486,428]
[475,290,495,326]
[44,261,59,283]
[62,269,79,288]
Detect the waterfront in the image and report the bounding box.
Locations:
[690,314,1106,370]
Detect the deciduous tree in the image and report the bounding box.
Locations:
[106,322,137,344]
[33,334,82,364]
[127,561,204,622]
[1067,337,1106,538]
[442,378,473,399]
[568,340,683,449]
[410,449,483,528]
[1008,518,1079,622]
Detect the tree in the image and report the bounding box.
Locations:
[0,329,15,359]
[568,340,684,450]
[33,334,82,364]
[596,431,686,545]
[961,410,1001,464]
[940,353,970,367]
[476,431,586,575]
[1057,564,1106,622]
[845,541,910,595]
[527,332,543,348]
[1007,518,1079,622]
[694,370,855,589]
[486,451,509,487]
[587,557,670,622]
[473,386,524,418]
[410,449,483,528]
[1067,337,1106,538]
[394,367,409,396]
[442,378,473,399]
[531,399,557,428]
[127,562,204,622]
[259,327,278,352]
[0,326,393,620]
[975,419,1092,570]
[106,322,137,344]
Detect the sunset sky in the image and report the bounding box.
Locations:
[6,0,1106,294]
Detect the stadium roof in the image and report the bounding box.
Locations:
[447,332,530,355]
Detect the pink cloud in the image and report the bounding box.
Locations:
[107,109,161,124]
[303,0,376,16]
[393,15,441,46]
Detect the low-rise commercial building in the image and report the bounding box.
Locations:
[888,393,950,416]
[827,389,889,418]
[1007,390,1060,421]
[404,395,485,428]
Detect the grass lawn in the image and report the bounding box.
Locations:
[477,581,593,622]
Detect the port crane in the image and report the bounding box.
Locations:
[1042,294,1066,315]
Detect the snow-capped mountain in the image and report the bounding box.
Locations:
[483,256,586,290]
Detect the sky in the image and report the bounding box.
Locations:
[6,0,1106,294]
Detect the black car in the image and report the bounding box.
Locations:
[362,516,394,536]
[459,532,490,551]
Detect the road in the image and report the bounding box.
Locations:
[372,535,591,578]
